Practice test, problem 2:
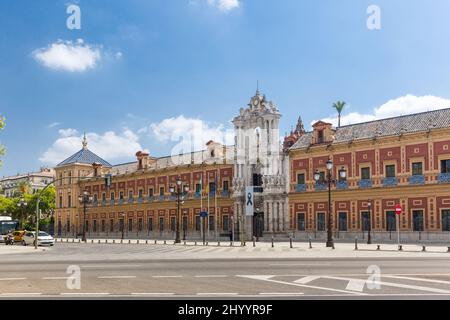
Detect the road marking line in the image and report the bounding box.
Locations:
[0,278,27,281]
[98,276,137,279]
[131,293,175,295]
[346,279,366,292]
[152,275,183,278]
[81,265,141,268]
[270,264,331,266]
[259,292,304,296]
[194,275,228,278]
[236,275,367,295]
[197,293,239,295]
[323,276,450,294]
[60,293,110,295]
[1,293,42,296]
[384,275,450,285]
[294,276,321,284]
[42,277,69,280]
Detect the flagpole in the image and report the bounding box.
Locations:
[215,173,218,241]
[200,171,203,242]
[207,173,210,239]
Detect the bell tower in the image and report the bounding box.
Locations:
[232,90,289,240]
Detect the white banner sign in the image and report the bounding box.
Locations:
[245,186,254,216]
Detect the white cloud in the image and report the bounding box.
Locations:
[32,39,101,72]
[47,122,61,129]
[207,0,240,12]
[40,128,143,166]
[149,115,234,151]
[315,95,450,127]
[58,128,79,137]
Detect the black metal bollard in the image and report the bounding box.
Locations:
[332,242,335,250]
[218,241,220,246]
[154,240,157,244]
[253,236,256,247]
[289,236,293,249]
[98,240,100,244]
[355,237,358,250]
[377,245,380,251]
[447,246,450,252]
[195,241,197,246]
[271,237,274,248]
[128,240,131,244]
[184,241,186,246]
[91,239,94,244]
[206,242,209,246]
[230,241,233,247]
[422,245,426,252]
[309,237,312,249]
[137,240,139,244]
[113,239,115,244]
[164,240,166,245]
[398,245,403,251]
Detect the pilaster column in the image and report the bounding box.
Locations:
[268,200,274,232]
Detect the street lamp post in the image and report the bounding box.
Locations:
[170,176,189,244]
[120,212,125,240]
[183,209,188,241]
[17,198,27,229]
[78,190,93,243]
[314,159,347,248]
[367,200,372,245]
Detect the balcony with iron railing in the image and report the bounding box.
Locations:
[315,182,327,191]
[382,177,398,187]
[438,173,450,183]
[409,175,425,185]
[295,184,307,192]
[221,190,230,198]
[358,179,373,189]
[336,180,348,190]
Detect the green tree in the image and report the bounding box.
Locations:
[332,101,346,128]
[0,195,15,215]
[0,116,5,167]
[25,186,56,229]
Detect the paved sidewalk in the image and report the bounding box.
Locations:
[1,238,450,261]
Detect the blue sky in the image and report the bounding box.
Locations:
[1,0,450,176]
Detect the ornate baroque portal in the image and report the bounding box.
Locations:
[232,90,289,240]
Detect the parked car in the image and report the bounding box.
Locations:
[22,231,55,246]
[12,230,25,242]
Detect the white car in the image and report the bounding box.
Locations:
[22,231,55,246]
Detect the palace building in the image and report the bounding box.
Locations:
[54,91,450,241]
[288,108,450,241]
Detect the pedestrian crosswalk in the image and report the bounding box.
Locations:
[237,274,450,296]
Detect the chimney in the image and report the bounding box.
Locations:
[136,151,150,170]
[92,162,103,177]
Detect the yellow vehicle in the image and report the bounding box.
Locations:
[12,230,25,242]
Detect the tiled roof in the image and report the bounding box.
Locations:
[291,108,450,149]
[57,148,112,168]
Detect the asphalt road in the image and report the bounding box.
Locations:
[2,254,450,299]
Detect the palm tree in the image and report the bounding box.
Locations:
[332,101,346,128]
